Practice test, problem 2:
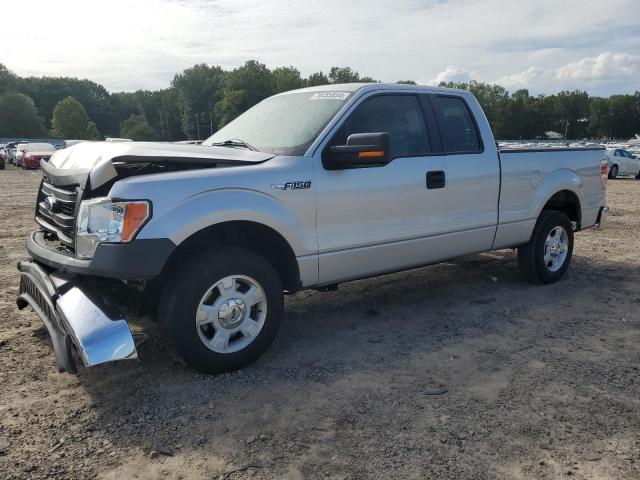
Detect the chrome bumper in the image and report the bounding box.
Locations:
[16,260,137,373]
[596,206,609,229]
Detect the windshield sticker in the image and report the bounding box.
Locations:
[309,92,350,101]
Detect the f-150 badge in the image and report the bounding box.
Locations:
[271,181,312,190]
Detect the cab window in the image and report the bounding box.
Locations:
[432,95,481,153]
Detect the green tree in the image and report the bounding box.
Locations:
[589,97,612,138]
[214,90,247,129]
[19,76,113,134]
[0,64,18,95]
[215,60,275,128]
[50,96,101,139]
[120,114,158,141]
[172,64,226,138]
[499,89,537,139]
[397,80,417,85]
[272,66,303,93]
[607,94,640,139]
[328,66,361,84]
[0,92,46,137]
[157,88,184,140]
[553,90,590,139]
[306,72,329,87]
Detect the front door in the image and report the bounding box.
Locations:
[314,93,448,284]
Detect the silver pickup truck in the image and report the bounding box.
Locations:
[17,83,609,374]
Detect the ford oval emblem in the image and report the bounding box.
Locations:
[45,195,58,212]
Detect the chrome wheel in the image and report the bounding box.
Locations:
[195,275,267,354]
[543,226,569,272]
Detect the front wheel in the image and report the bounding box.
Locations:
[517,210,574,284]
[159,247,284,374]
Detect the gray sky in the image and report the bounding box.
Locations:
[2,0,639,96]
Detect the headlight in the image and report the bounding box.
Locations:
[76,198,151,259]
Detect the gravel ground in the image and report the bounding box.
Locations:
[0,165,639,480]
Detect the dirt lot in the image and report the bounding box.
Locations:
[0,165,639,480]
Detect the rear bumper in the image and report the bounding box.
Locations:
[16,260,137,373]
[595,206,609,228]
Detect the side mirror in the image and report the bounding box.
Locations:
[324,132,391,170]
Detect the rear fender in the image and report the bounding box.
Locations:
[532,169,584,221]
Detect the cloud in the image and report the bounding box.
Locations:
[494,66,553,88]
[493,52,640,91]
[422,65,475,86]
[555,52,640,80]
[1,0,639,95]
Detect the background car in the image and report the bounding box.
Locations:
[6,142,20,165]
[20,143,56,169]
[14,143,29,168]
[606,147,640,179]
[0,147,6,170]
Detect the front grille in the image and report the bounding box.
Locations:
[36,180,79,248]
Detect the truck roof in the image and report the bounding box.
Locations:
[277,82,471,97]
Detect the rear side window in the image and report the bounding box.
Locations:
[432,96,481,153]
[332,95,429,158]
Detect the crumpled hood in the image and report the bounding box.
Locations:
[49,141,273,170]
[43,141,275,189]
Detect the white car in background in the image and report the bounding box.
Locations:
[606,148,640,179]
[14,143,29,168]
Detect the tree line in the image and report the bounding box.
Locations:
[0,62,638,141]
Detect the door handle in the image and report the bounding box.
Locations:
[426,170,445,189]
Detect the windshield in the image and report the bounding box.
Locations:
[202,91,351,155]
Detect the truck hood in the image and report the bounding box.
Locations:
[43,141,274,189]
[49,141,273,170]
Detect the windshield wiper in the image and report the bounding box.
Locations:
[209,138,257,151]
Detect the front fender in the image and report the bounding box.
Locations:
[137,187,315,257]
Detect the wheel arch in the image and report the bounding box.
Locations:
[532,169,584,230]
[540,189,582,229]
[161,220,302,293]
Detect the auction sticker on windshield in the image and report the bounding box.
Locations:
[309,92,350,100]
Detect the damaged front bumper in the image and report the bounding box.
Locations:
[16,260,137,373]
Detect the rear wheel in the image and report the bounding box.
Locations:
[517,210,574,284]
[608,164,618,179]
[159,247,284,374]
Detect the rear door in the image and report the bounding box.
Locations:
[428,94,500,250]
[314,92,448,284]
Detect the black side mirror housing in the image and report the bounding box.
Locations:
[324,132,391,170]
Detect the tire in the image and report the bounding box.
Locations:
[517,210,574,284]
[608,164,618,179]
[159,247,284,374]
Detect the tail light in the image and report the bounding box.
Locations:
[600,160,608,189]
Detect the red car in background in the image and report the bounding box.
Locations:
[21,143,56,169]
